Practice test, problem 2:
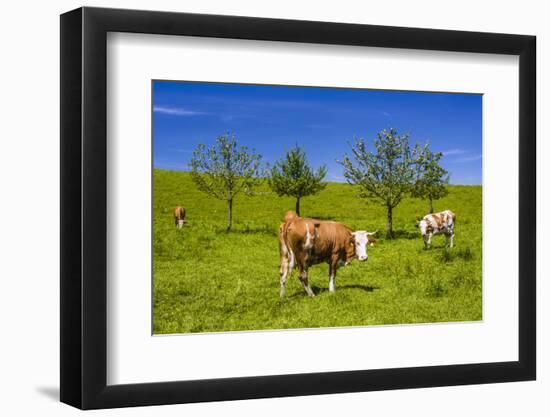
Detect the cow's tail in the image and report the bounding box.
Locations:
[445,210,456,225]
[279,223,295,272]
[288,246,295,270]
[285,226,296,271]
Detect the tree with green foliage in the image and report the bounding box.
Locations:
[339,128,419,238]
[189,133,262,231]
[268,145,327,216]
[411,144,449,213]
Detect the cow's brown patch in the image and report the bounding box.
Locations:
[432,213,443,229]
[174,206,185,218]
[174,206,186,226]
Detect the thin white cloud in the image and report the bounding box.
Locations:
[154,106,207,116]
[221,115,237,122]
[442,148,468,156]
[381,111,391,117]
[451,154,482,163]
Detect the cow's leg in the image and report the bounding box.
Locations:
[426,233,433,249]
[299,268,315,297]
[279,241,290,298]
[450,232,455,248]
[279,253,293,298]
[423,233,431,249]
[328,261,338,293]
[328,274,336,293]
[279,260,289,298]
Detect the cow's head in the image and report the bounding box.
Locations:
[418,219,429,236]
[350,231,377,262]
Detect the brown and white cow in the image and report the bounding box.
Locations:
[418,210,456,249]
[174,206,186,228]
[278,211,375,297]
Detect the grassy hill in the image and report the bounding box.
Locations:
[153,169,482,334]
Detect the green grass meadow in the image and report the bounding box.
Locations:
[153,169,482,334]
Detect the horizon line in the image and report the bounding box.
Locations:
[152,167,482,186]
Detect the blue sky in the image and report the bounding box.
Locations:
[153,81,482,185]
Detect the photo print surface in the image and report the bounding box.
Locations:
[152,80,482,335]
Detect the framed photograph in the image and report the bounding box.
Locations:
[60,6,536,409]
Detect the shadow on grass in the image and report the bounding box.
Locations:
[286,284,380,298]
[390,229,419,240]
[306,214,338,221]
[216,224,278,236]
[314,284,380,294]
[422,244,448,251]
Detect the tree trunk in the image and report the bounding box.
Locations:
[386,205,393,239]
[227,198,233,231]
[428,198,433,214]
[295,197,301,216]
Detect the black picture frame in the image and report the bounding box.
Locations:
[60,6,536,410]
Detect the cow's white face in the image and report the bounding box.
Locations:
[352,231,370,261]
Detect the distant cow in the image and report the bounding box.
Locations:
[418,210,456,249]
[174,206,186,228]
[278,211,376,297]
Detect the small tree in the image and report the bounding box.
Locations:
[339,128,418,238]
[411,144,449,213]
[189,133,262,231]
[268,145,327,216]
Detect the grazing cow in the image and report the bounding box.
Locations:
[278,211,376,297]
[418,210,456,249]
[174,206,186,228]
